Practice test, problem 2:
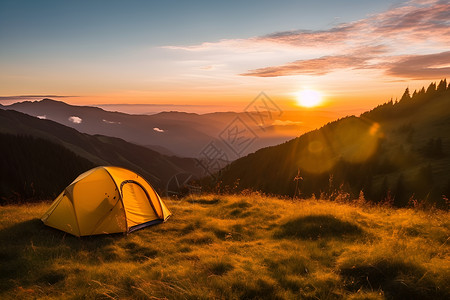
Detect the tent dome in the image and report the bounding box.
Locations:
[41,166,171,236]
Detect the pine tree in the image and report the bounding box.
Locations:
[426,82,436,95]
[414,164,434,199]
[400,87,411,102]
[423,138,444,158]
[419,87,426,95]
[437,79,447,92]
[394,174,408,207]
[379,176,388,203]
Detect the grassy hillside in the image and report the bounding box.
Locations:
[0,133,94,203]
[1,194,448,299]
[217,81,450,207]
[0,109,202,198]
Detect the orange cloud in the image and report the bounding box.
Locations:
[241,0,449,78]
[241,46,388,77]
[372,1,450,40]
[258,23,358,47]
[386,51,450,79]
[255,1,449,46]
[241,55,367,77]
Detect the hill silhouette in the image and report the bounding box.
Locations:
[0,133,95,203]
[3,99,340,158]
[0,109,203,203]
[216,80,450,208]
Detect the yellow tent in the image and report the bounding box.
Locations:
[41,166,171,236]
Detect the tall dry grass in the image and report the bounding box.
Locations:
[0,194,448,299]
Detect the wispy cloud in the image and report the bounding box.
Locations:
[272,120,303,126]
[371,1,450,39]
[241,0,450,78]
[241,55,364,77]
[165,0,449,80]
[256,0,450,47]
[386,51,450,79]
[68,116,82,124]
[102,119,121,124]
[257,23,359,47]
[241,45,388,77]
[0,95,78,101]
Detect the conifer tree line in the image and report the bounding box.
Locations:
[215,80,450,208]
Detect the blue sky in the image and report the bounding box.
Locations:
[1,1,397,45]
[0,0,448,112]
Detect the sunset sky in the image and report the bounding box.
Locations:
[1,0,449,113]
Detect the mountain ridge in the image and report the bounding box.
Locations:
[2,98,341,158]
[0,108,204,201]
[215,80,450,207]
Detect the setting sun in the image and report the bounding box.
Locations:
[297,89,323,107]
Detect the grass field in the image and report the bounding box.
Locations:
[0,194,449,299]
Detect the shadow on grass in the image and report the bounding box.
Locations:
[264,255,310,292]
[274,214,364,240]
[123,241,158,262]
[0,218,122,293]
[187,198,221,205]
[222,200,253,219]
[226,200,252,209]
[232,278,281,300]
[340,259,448,299]
[206,260,234,276]
[180,232,215,245]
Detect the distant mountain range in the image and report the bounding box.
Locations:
[1,99,341,158]
[3,81,447,207]
[216,80,450,208]
[0,109,203,203]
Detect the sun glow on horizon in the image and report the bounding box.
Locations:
[296,89,323,108]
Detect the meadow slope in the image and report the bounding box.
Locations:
[0,195,449,299]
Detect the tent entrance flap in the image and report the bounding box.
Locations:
[121,181,160,228]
